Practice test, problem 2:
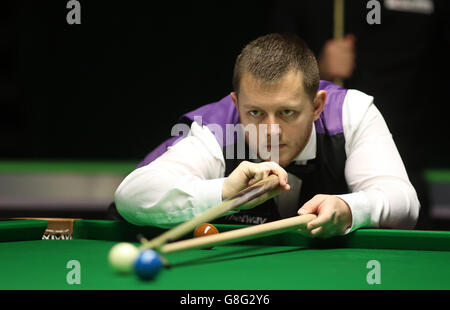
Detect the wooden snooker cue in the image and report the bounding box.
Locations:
[333,0,344,87]
[160,214,317,254]
[139,174,283,251]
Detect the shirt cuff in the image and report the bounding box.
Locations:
[334,192,371,234]
[193,177,226,214]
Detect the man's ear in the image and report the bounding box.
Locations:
[231,92,238,110]
[313,90,326,121]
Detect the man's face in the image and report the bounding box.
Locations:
[232,70,323,167]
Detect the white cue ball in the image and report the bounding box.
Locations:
[108,242,140,274]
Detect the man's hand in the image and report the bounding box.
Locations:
[222,161,290,208]
[319,34,356,81]
[297,194,352,238]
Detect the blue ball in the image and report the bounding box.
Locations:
[134,250,163,280]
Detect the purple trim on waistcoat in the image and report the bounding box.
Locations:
[180,94,240,148]
[136,95,239,168]
[315,80,347,135]
[182,95,240,135]
[137,81,347,168]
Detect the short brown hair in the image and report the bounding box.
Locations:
[232,33,320,100]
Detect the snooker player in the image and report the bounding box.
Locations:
[114,33,420,238]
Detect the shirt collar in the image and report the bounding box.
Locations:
[292,123,316,164]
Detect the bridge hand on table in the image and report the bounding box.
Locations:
[297,194,353,239]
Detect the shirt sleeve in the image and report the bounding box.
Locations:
[336,89,421,233]
[114,122,226,227]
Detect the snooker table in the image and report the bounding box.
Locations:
[1,219,450,290]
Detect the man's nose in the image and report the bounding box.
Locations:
[264,115,281,137]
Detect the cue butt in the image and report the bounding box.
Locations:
[333,0,344,40]
[333,0,345,87]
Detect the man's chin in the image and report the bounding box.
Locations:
[278,152,298,168]
[260,155,290,167]
[257,147,294,167]
[278,159,291,168]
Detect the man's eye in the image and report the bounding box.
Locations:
[249,110,261,117]
[281,110,294,116]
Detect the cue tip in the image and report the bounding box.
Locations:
[159,254,171,269]
[137,234,171,268]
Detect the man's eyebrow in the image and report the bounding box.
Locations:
[243,104,302,111]
[241,104,262,109]
[279,103,302,110]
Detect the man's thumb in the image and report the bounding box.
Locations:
[298,195,326,215]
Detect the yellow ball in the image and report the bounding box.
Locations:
[108,242,140,274]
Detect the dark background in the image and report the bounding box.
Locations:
[1,0,449,168]
[2,1,273,162]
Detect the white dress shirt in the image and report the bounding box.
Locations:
[114,89,420,232]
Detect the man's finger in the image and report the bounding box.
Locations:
[307,212,333,230]
[310,226,324,238]
[247,178,256,186]
[264,162,288,186]
[298,194,327,215]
